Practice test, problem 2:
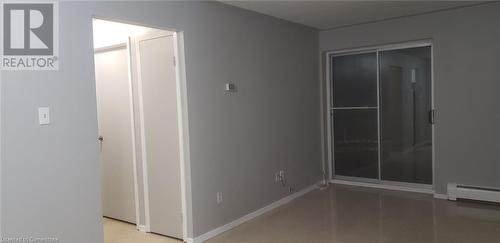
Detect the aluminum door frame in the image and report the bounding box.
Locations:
[325,40,435,192]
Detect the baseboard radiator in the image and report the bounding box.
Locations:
[448,183,500,203]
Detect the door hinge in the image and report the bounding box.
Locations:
[429,109,436,124]
[173,56,176,66]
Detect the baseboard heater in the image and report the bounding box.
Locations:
[447,183,500,203]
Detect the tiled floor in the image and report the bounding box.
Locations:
[206,184,500,243]
[105,184,500,243]
[103,217,179,243]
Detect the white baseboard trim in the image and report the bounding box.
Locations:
[331,179,434,194]
[433,193,448,200]
[191,183,319,243]
[137,224,147,233]
[447,183,500,203]
[184,238,195,243]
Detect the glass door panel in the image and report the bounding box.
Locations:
[333,109,379,179]
[332,53,378,107]
[332,52,379,179]
[379,47,433,184]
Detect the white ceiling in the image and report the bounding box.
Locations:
[219,1,484,30]
[92,19,153,48]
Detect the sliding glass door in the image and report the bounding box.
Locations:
[330,44,433,186]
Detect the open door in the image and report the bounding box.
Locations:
[95,44,137,224]
[131,30,183,239]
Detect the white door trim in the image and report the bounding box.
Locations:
[131,33,152,231]
[125,38,142,229]
[173,31,192,241]
[93,43,127,54]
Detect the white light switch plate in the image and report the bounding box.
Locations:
[38,107,50,125]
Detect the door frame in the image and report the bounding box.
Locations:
[92,17,192,241]
[324,39,435,193]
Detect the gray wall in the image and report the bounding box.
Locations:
[320,2,500,194]
[1,1,321,242]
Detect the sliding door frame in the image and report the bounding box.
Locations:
[325,40,435,193]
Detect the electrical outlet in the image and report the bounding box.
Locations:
[216,192,223,204]
[275,170,285,181]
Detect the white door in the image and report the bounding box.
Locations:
[132,31,183,238]
[95,46,137,224]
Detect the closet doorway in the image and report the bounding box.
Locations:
[326,41,434,191]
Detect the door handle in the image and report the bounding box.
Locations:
[429,109,435,125]
[98,136,104,152]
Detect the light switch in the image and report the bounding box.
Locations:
[38,107,50,125]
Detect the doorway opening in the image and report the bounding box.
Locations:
[325,41,435,193]
[92,18,188,242]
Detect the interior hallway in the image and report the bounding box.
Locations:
[103,218,180,243]
[205,184,500,243]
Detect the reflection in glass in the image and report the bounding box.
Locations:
[379,47,433,184]
[333,109,379,179]
[332,53,378,107]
